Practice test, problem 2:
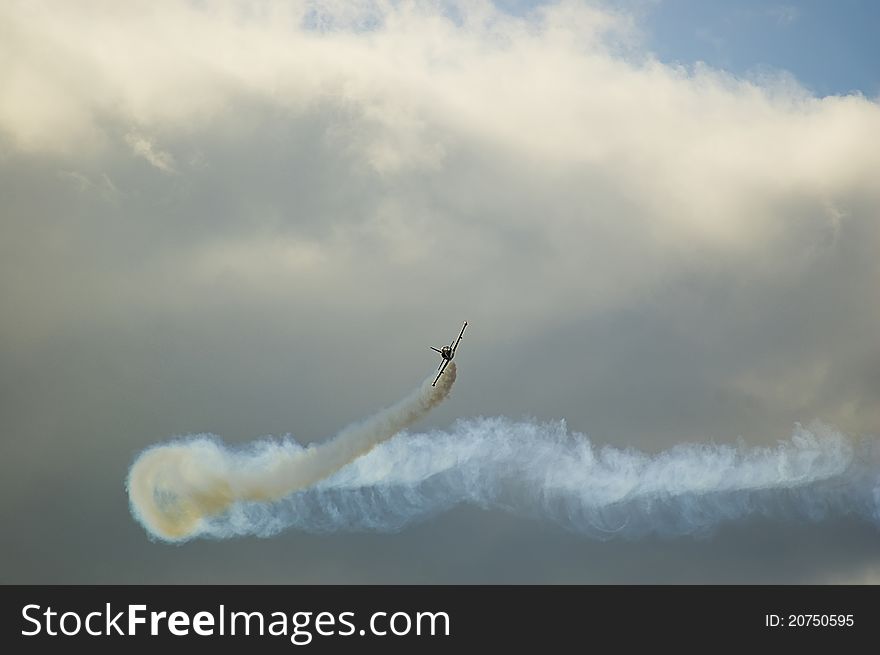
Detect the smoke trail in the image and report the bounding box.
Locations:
[128,366,880,542]
[127,364,457,541]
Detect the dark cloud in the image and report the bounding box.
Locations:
[1,1,879,583]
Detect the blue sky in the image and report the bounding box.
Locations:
[642,0,880,97]
[499,0,880,96]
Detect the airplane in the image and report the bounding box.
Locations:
[430,321,467,386]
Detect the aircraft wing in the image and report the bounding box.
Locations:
[433,358,450,386]
[451,321,468,355]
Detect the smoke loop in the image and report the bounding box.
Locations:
[128,365,880,542]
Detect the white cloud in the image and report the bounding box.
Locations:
[1,0,879,409]
[125,133,176,173]
[2,1,875,222]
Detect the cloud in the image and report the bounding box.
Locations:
[2,1,878,368]
[125,133,176,173]
[1,0,878,412]
[2,0,880,581]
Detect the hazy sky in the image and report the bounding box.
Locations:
[2,0,879,583]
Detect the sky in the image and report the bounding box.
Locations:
[1,0,879,583]
[643,0,880,97]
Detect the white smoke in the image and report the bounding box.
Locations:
[197,419,880,540]
[128,364,880,542]
[127,363,457,541]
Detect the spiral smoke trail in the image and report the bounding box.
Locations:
[127,363,457,541]
[128,360,880,542]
